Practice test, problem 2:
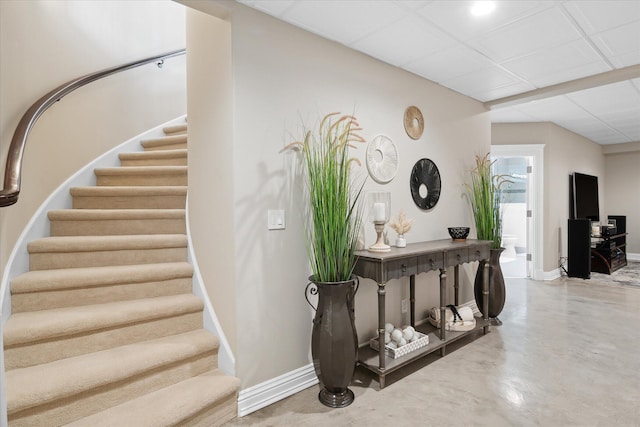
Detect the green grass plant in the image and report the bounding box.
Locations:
[466,153,510,249]
[283,112,366,283]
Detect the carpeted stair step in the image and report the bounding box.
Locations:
[66,370,239,427]
[119,148,187,166]
[4,294,204,369]
[48,209,186,236]
[94,165,187,186]
[162,123,188,136]
[6,330,218,426]
[27,234,188,270]
[10,262,193,312]
[141,134,187,151]
[70,185,187,209]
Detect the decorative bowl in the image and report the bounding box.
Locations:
[448,227,470,241]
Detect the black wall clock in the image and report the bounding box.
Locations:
[410,158,441,210]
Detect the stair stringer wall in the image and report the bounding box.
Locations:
[0,114,235,426]
[186,195,235,376]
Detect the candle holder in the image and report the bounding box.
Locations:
[367,191,391,253]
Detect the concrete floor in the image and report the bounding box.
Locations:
[230,276,640,426]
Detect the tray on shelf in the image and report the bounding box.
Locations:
[369,331,429,359]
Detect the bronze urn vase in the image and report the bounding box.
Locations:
[474,247,506,325]
[305,275,359,408]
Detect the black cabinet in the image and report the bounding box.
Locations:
[591,215,627,274]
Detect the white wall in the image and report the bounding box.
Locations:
[183,1,491,390]
[186,8,237,355]
[604,150,640,257]
[492,122,606,273]
[0,0,186,273]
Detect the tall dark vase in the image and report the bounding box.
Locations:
[474,247,506,325]
[305,275,358,408]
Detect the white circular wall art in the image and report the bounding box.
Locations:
[366,134,399,184]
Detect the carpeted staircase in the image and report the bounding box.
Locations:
[3,123,240,426]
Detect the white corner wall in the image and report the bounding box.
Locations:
[185,8,237,356]
[184,0,491,392]
[0,0,187,274]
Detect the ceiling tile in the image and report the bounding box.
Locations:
[563,1,640,35]
[403,43,494,83]
[236,0,296,16]
[282,0,406,44]
[468,7,583,62]
[589,20,640,60]
[501,38,611,87]
[566,125,630,144]
[351,15,457,67]
[567,81,640,115]
[608,122,640,141]
[514,96,593,122]
[417,1,552,41]
[439,65,529,99]
[607,50,640,68]
[469,81,537,102]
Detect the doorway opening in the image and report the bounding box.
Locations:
[493,156,529,278]
[491,145,544,280]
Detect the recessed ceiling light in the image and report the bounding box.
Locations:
[471,1,496,17]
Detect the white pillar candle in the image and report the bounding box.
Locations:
[373,202,385,222]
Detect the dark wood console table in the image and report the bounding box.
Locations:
[353,239,492,388]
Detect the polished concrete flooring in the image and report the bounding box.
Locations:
[231,276,640,426]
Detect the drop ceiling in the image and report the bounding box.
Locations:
[235,0,640,145]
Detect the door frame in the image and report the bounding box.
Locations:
[491,144,545,281]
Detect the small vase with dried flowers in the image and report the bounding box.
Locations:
[389,209,414,247]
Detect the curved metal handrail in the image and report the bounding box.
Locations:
[0,48,186,207]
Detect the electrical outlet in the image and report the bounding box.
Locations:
[401,299,408,313]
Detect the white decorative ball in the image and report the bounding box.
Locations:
[384,332,391,344]
[398,337,407,347]
[402,327,414,341]
[385,323,394,334]
[410,334,420,342]
[391,329,403,343]
[387,341,397,349]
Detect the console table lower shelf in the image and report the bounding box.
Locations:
[357,317,490,387]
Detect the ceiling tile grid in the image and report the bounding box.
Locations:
[235,0,640,145]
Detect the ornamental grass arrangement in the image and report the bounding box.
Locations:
[282,112,366,283]
[465,153,511,250]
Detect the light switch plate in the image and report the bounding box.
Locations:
[268,210,285,230]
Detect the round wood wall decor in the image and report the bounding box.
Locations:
[404,106,424,140]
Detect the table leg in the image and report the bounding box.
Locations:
[377,282,386,373]
[439,268,446,341]
[482,259,490,332]
[454,265,460,306]
[410,274,416,328]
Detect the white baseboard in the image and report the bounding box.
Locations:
[627,253,640,262]
[543,268,561,281]
[237,364,318,417]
